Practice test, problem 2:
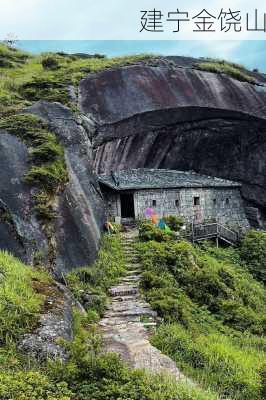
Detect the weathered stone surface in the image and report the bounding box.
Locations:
[79,58,266,226]
[0,133,48,264]
[0,101,105,275]
[26,101,106,275]
[19,282,73,361]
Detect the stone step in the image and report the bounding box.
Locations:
[107,301,152,314]
[142,322,157,327]
[125,267,139,272]
[112,295,139,302]
[121,275,141,282]
[125,270,141,275]
[105,309,157,318]
[126,263,141,268]
[99,316,141,326]
[109,285,138,297]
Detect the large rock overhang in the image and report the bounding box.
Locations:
[79,60,266,225]
[79,63,266,126]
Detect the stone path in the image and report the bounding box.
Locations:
[99,228,186,380]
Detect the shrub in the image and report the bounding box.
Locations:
[164,215,185,231]
[25,161,68,191]
[42,56,60,70]
[139,222,176,242]
[138,239,266,334]
[240,230,266,284]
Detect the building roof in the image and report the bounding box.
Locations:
[98,169,241,191]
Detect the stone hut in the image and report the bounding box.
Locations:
[98,169,249,227]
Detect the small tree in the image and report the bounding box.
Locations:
[3,33,18,48]
[41,56,60,70]
[240,230,266,284]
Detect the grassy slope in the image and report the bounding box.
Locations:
[195,59,256,83]
[0,44,153,116]
[0,236,217,400]
[136,224,266,400]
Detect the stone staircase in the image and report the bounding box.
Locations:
[99,229,186,380]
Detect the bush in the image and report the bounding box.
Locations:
[42,56,60,70]
[25,161,68,191]
[139,222,176,242]
[0,371,72,400]
[138,239,266,334]
[136,234,266,399]
[240,230,266,284]
[164,215,185,231]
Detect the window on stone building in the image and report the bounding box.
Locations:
[193,196,200,206]
[213,198,216,205]
[152,200,157,207]
[175,199,179,207]
[226,198,230,205]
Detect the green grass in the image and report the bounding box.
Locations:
[195,59,256,84]
[152,324,265,400]
[0,44,30,68]
[0,234,218,400]
[0,113,67,222]
[0,44,153,116]
[0,112,67,265]
[136,223,266,399]
[240,230,266,284]
[0,251,50,344]
[67,233,126,318]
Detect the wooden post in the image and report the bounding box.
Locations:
[216,236,219,248]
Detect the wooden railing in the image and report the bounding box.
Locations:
[191,223,239,245]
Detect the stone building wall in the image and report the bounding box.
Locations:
[104,187,249,228]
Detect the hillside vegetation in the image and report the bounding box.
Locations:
[0,43,153,116]
[0,43,265,399]
[136,223,266,400]
[195,59,256,83]
[0,221,265,399]
[0,236,217,400]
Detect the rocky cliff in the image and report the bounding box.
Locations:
[0,101,105,276]
[1,55,266,275]
[79,57,266,227]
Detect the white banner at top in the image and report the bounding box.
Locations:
[0,0,266,40]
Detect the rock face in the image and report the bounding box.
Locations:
[19,282,74,361]
[1,56,266,274]
[0,133,48,264]
[26,101,106,276]
[79,58,266,226]
[0,102,105,275]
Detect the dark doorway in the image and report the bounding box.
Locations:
[120,193,135,218]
